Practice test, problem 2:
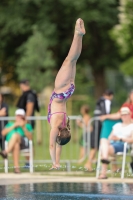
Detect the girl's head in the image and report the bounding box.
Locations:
[80,105,90,115]
[56,117,71,145]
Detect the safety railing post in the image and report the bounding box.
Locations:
[66,161,71,172]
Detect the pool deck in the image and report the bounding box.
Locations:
[0,172,133,185]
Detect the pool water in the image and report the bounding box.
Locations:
[0,182,133,200]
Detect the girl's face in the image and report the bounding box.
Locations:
[130,93,133,103]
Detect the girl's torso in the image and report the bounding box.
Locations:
[48,83,75,125]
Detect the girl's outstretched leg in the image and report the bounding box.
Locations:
[66,18,85,62]
[55,18,85,91]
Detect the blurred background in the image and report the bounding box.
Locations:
[0,0,133,172]
[0,0,133,114]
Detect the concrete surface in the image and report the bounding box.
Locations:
[0,172,133,185]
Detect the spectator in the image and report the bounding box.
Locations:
[101,90,133,121]
[99,90,133,165]
[98,107,133,179]
[0,109,33,173]
[0,93,8,151]
[17,80,39,168]
[77,105,92,162]
[17,79,40,129]
[84,89,114,171]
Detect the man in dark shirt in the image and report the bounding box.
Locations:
[0,94,8,150]
[17,80,39,129]
[84,89,114,171]
[92,89,114,148]
[16,80,39,168]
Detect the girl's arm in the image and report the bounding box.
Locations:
[49,127,59,166]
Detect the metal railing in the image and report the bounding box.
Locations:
[0,115,101,172]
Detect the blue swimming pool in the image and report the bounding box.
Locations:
[0,182,133,200]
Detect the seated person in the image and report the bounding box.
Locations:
[99,107,133,179]
[100,90,133,140]
[0,93,8,151]
[0,109,33,173]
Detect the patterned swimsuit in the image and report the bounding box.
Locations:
[47,83,75,123]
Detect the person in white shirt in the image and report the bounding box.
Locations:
[98,107,133,179]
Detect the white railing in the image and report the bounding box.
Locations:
[0,116,100,172]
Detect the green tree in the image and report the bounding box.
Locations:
[112,0,133,76]
[0,0,120,97]
[17,28,55,91]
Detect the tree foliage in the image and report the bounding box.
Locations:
[0,0,120,96]
[17,28,55,91]
[112,0,133,76]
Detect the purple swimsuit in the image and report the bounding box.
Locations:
[47,83,75,123]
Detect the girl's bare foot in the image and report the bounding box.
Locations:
[75,18,86,36]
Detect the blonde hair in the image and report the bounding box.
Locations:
[56,117,71,145]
